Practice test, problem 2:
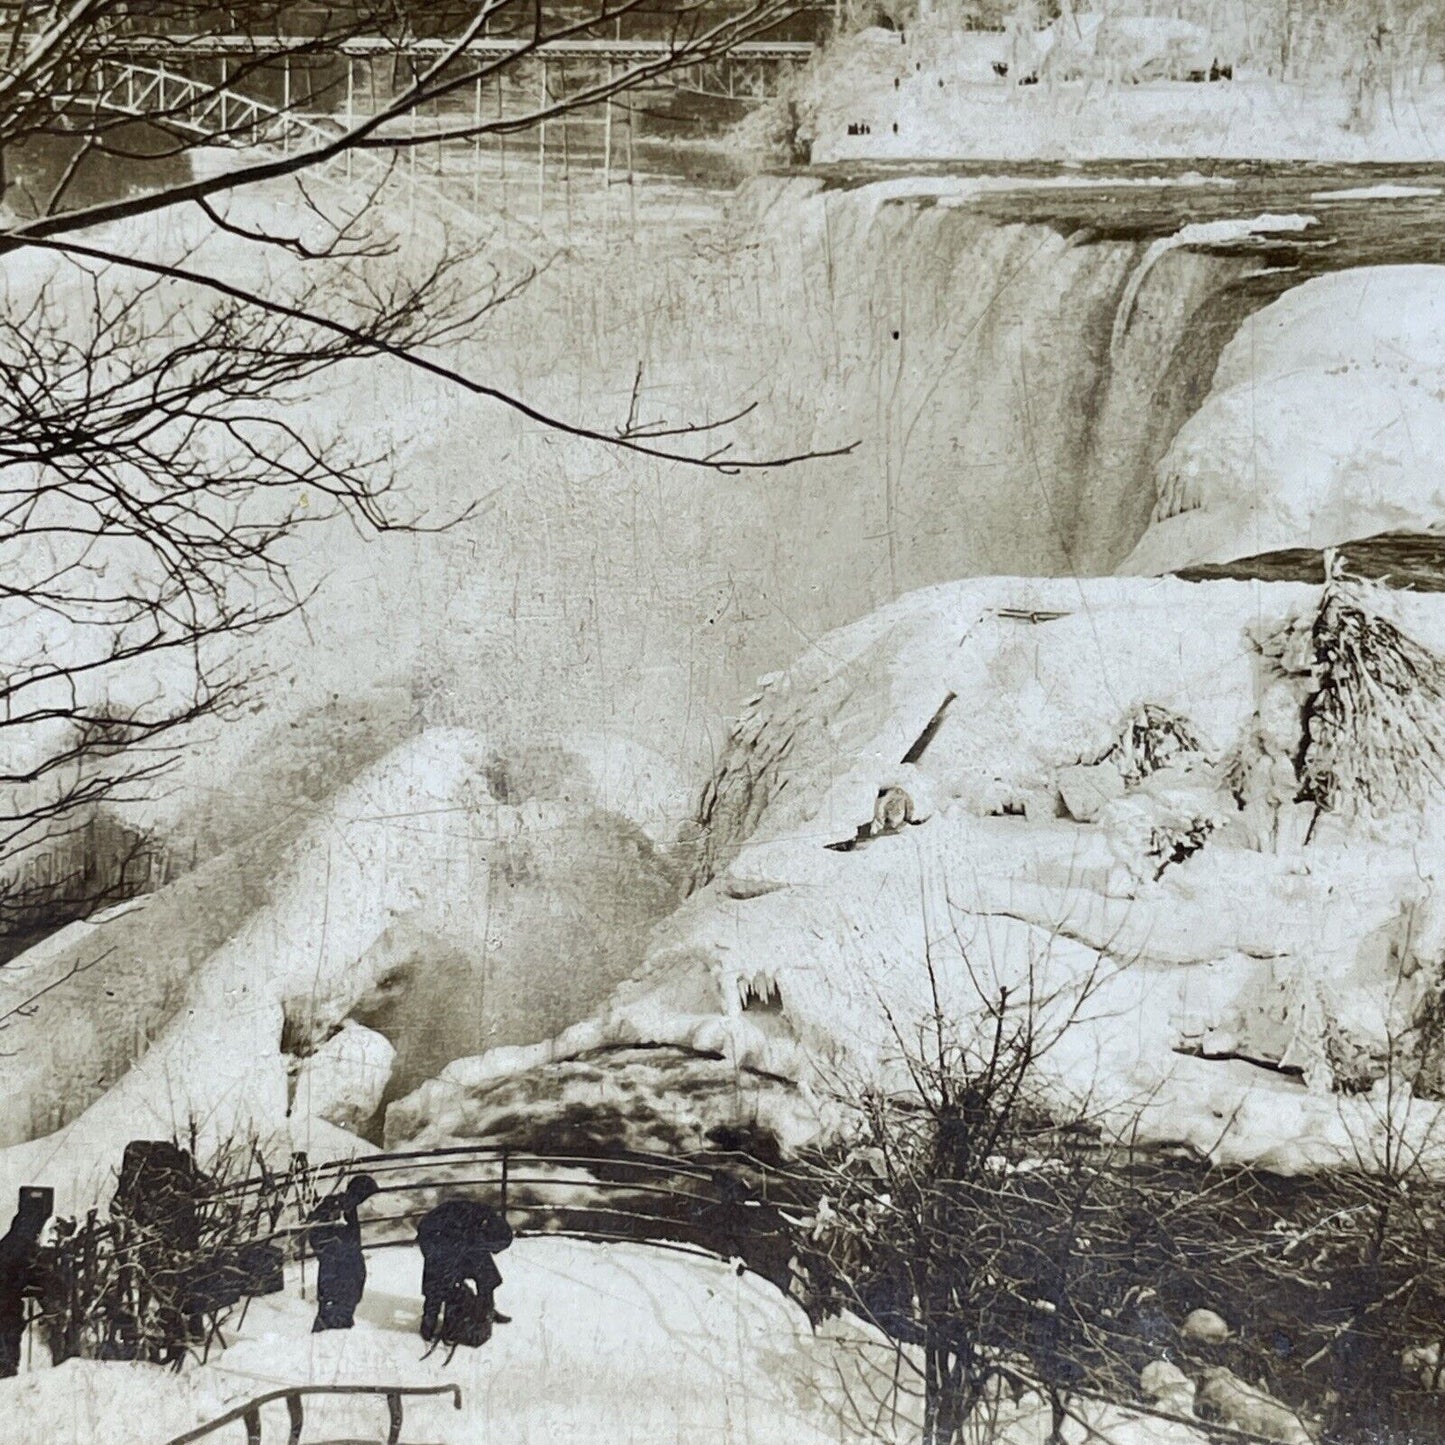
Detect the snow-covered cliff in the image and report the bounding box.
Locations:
[1124,266,1445,574]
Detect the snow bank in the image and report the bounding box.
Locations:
[290,1022,396,1134]
[1123,266,1445,574]
[391,577,1445,1177]
[0,729,489,1210]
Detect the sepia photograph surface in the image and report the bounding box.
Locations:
[3,2,1445,1443]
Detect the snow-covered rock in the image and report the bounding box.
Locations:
[290,1022,396,1134]
[1057,761,1128,823]
[1141,1359,1198,1414]
[1402,1342,1445,1390]
[1180,1308,1230,1344]
[1196,1367,1314,1444]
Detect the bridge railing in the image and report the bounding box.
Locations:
[246,1143,803,1280]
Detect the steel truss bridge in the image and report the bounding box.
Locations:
[52,33,813,214]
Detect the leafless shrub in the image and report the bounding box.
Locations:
[1293,560,1445,828]
[778,893,1445,1444]
[1096,702,1206,785]
[36,1129,301,1369]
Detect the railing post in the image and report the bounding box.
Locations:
[499,1149,509,1218]
[498,71,506,182]
[298,1209,308,1302]
[626,77,636,224]
[242,1407,261,1445]
[385,1392,404,1445]
[286,1393,304,1445]
[344,57,354,181]
[472,72,481,208]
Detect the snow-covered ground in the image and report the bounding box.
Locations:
[1,1236,1225,1445]
[0,1240,906,1445]
[775,26,1445,164]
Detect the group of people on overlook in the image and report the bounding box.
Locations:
[0,1149,514,1376]
[307,1175,513,1350]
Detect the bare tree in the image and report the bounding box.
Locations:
[782,904,1143,1445]
[0,0,841,939]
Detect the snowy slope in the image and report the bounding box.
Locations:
[0,1237,1212,1445]
[0,726,680,1214]
[389,577,1445,1177]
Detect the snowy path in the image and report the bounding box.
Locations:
[1,1239,903,1445]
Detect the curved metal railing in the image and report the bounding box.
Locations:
[163,1382,462,1445]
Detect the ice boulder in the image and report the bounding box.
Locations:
[290,1022,396,1134]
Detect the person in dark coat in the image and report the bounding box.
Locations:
[110,1141,216,1364]
[0,1188,52,1378]
[307,1175,379,1333]
[415,1199,513,1349]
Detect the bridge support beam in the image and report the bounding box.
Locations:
[537,58,547,214]
[472,72,481,207]
[345,56,354,180]
[603,63,613,193]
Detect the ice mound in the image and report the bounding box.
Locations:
[391,576,1445,1178]
[1123,266,1445,574]
[0,726,681,1212]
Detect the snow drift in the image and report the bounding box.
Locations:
[0,1240,903,1445]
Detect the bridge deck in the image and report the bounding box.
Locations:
[93,34,815,60]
